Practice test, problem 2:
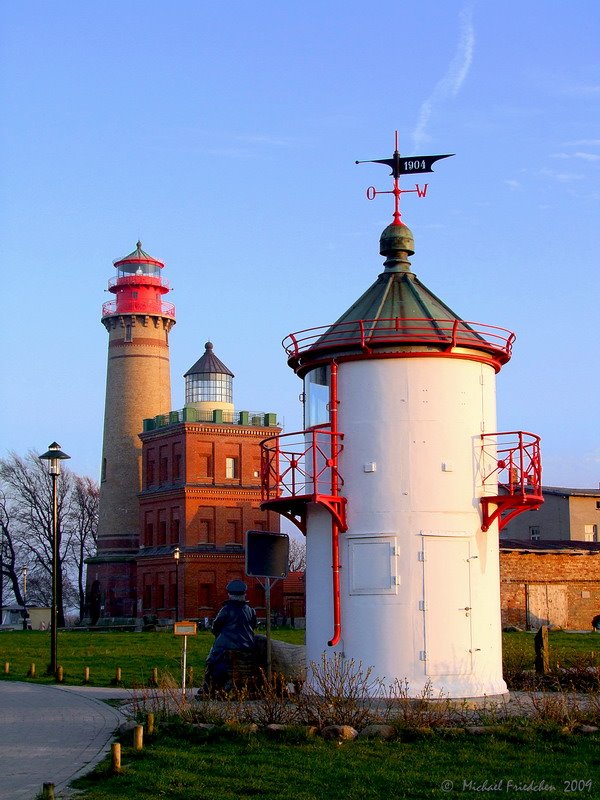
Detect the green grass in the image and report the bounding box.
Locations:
[0,629,598,688]
[73,726,600,800]
[503,630,600,670]
[0,628,305,687]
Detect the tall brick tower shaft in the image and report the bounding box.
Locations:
[88,242,175,618]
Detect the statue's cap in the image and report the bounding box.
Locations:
[226,579,247,595]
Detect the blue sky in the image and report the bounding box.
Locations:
[1,0,599,488]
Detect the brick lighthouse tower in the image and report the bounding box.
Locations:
[262,138,543,697]
[89,242,175,618]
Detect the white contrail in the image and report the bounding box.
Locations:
[412,4,475,152]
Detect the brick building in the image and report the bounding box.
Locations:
[136,341,284,621]
[500,539,600,630]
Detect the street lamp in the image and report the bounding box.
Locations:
[39,442,70,674]
[21,566,28,630]
[173,546,180,622]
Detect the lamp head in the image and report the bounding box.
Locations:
[39,442,71,476]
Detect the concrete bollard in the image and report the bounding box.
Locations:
[42,782,55,799]
[56,666,64,683]
[150,667,158,686]
[111,742,122,774]
[84,666,90,684]
[4,662,9,674]
[115,666,122,683]
[134,724,144,751]
[28,662,36,678]
[147,712,155,735]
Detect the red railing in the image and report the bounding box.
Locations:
[107,275,170,291]
[101,299,176,319]
[261,427,344,503]
[480,431,543,531]
[284,317,515,363]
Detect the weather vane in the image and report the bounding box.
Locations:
[356,132,454,225]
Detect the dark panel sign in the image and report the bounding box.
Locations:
[357,152,454,178]
[245,530,289,579]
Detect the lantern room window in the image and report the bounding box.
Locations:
[304,366,330,428]
[185,374,232,404]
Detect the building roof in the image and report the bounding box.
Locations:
[500,538,600,554]
[540,485,600,498]
[184,341,234,378]
[283,571,305,594]
[284,222,514,375]
[323,222,479,337]
[113,240,164,270]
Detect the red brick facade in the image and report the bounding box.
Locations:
[500,541,600,630]
[137,420,284,620]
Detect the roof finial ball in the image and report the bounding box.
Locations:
[379,221,415,273]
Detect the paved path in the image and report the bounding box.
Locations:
[0,682,129,800]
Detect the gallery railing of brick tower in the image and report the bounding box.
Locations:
[107,275,171,290]
[480,430,543,532]
[260,427,347,534]
[101,299,176,318]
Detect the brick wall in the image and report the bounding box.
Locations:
[500,549,600,630]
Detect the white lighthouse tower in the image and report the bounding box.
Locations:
[262,139,543,698]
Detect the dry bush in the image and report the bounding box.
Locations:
[553,658,600,692]
[520,689,593,729]
[247,671,300,726]
[380,679,455,729]
[130,671,189,722]
[294,653,378,729]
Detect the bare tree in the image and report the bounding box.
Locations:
[0,451,79,626]
[69,475,99,622]
[0,490,27,609]
[288,537,306,572]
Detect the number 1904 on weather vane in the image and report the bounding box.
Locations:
[356,131,454,225]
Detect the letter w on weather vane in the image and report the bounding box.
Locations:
[356,131,454,225]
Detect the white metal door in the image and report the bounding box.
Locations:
[423,537,473,676]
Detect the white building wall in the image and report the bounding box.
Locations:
[304,355,507,698]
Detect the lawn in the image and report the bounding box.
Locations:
[3,628,600,799]
[0,629,599,687]
[73,725,600,800]
[0,628,305,687]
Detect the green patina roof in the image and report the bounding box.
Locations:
[337,222,459,324]
[321,222,480,342]
[113,240,164,270]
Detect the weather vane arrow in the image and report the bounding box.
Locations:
[356,131,454,225]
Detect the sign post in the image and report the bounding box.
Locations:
[245,530,289,681]
[173,620,197,696]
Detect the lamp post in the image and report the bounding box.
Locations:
[21,566,28,630]
[173,546,180,622]
[39,442,70,674]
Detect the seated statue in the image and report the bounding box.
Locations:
[202,580,257,693]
